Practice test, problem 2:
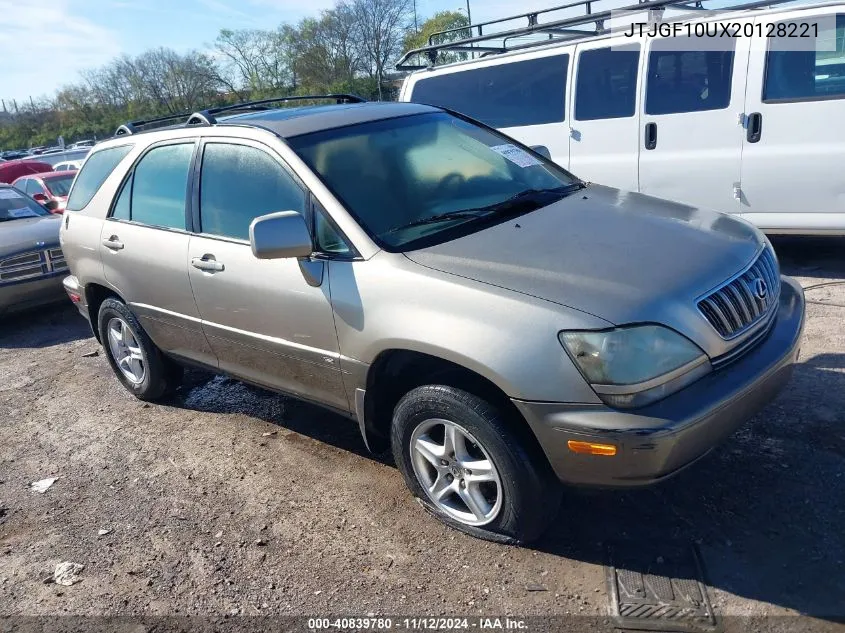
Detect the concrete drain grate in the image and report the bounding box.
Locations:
[606,543,719,633]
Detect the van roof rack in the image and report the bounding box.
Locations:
[114,94,367,136]
[395,0,803,70]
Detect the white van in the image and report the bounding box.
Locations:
[398,0,845,234]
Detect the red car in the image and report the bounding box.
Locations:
[12,170,78,214]
[0,159,53,184]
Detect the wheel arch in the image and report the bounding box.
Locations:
[84,282,122,343]
[359,348,542,456]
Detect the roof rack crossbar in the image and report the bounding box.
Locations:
[115,94,367,137]
[114,110,195,136]
[396,0,807,70]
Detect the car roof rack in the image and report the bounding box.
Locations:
[114,94,367,136]
[114,111,194,136]
[395,0,804,70]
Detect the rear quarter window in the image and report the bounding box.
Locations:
[66,145,133,212]
[409,54,568,128]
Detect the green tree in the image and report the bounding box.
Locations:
[403,11,469,66]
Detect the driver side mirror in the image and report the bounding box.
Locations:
[32,193,48,203]
[249,211,313,260]
[43,199,60,213]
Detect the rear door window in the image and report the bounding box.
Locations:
[66,144,133,211]
[130,143,194,230]
[575,45,640,120]
[410,54,569,127]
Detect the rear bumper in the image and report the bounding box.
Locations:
[0,273,66,315]
[513,276,805,487]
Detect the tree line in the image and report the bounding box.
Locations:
[0,0,468,150]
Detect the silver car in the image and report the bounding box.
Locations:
[59,100,805,543]
[0,184,67,315]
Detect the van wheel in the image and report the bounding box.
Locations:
[391,385,560,544]
[97,298,182,401]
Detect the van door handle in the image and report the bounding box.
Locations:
[746,112,763,143]
[191,255,224,272]
[102,236,124,250]
[644,122,657,150]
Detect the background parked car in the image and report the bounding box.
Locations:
[23,148,89,168]
[0,160,53,184]
[12,170,77,214]
[0,184,66,316]
[53,160,82,172]
[69,140,95,150]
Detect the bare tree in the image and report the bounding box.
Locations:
[351,0,414,100]
[214,28,293,96]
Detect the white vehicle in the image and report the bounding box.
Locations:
[53,160,82,172]
[398,0,845,235]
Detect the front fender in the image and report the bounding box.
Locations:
[328,253,607,403]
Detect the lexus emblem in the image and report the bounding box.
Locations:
[753,278,768,300]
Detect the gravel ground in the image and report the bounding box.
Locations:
[0,237,843,632]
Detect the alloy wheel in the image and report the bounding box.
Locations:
[410,418,503,526]
[106,317,146,384]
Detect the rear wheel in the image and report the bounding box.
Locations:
[391,385,560,544]
[98,298,182,401]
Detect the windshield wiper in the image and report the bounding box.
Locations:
[383,182,586,237]
[383,210,490,235]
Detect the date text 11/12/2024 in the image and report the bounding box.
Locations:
[307,617,529,630]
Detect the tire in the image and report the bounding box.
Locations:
[391,385,561,544]
[97,298,182,401]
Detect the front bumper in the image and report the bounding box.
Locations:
[0,273,66,316]
[513,276,805,487]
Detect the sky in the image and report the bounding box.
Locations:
[0,0,576,107]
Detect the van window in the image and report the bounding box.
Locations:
[130,143,193,230]
[764,15,845,102]
[645,41,735,115]
[575,45,639,120]
[65,144,133,211]
[410,54,568,128]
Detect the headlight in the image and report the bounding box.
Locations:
[559,325,711,408]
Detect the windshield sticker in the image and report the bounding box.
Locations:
[7,207,39,219]
[0,189,25,200]
[490,144,542,168]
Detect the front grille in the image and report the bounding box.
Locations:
[0,247,65,284]
[697,247,780,339]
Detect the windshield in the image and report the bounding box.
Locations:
[44,174,75,197]
[0,187,50,221]
[289,112,580,251]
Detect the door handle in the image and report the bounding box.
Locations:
[191,255,224,272]
[102,236,124,250]
[746,112,763,143]
[644,122,657,150]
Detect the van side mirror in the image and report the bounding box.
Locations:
[531,145,552,160]
[249,211,313,260]
[43,199,60,212]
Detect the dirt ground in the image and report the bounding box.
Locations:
[1,237,843,632]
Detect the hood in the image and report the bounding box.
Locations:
[403,184,763,327]
[0,214,62,259]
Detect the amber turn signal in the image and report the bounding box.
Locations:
[567,440,617,456]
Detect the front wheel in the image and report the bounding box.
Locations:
[391,385,561,544]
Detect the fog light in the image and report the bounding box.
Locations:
[567,440,617,456]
